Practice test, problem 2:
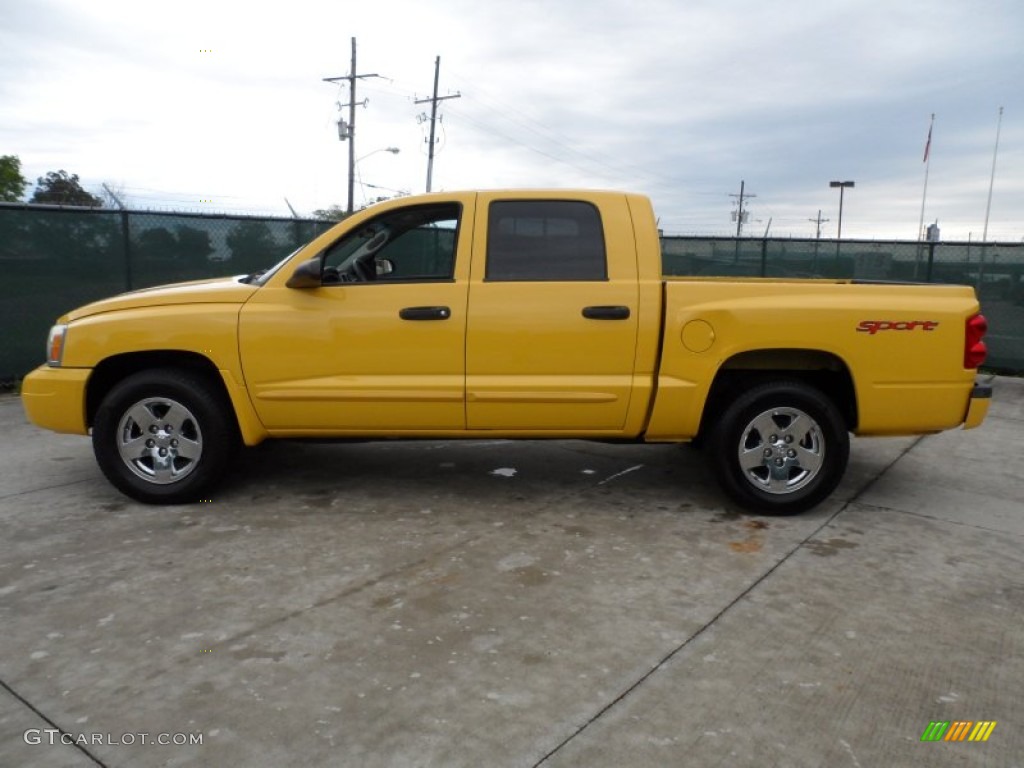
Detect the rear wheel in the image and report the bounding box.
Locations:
[708,380,849,515]
[92,369,238,504]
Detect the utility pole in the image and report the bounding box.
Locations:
[809,210,829,275]
[809,210,829,239]
[729,181,755,263]
[730,180,755,237]
[323,37,381,214]
[415,56,460,193]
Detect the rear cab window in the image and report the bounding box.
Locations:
[485,200,607,281]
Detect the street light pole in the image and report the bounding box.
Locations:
[354,147,400,207]
[830,180,855,265]
[356,147,401,164]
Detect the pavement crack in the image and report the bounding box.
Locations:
[201,534,486,653]
[531,436,918,767]
[869,502,1024,538]
[0,677,108,767]
[205,476,597,655]
[169,480,609,668]
[0,477,95,502]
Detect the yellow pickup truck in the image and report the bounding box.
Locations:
[21,190,991,513]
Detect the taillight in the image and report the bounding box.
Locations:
[964,313,988,369]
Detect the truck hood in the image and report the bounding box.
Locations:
[62,276,260,322]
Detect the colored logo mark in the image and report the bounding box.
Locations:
[921,721,997,742]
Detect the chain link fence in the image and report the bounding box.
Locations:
[2,205,1021,380]
[0,204,334,382]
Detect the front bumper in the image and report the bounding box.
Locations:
[962,382,992,430]
[20,365,91,435]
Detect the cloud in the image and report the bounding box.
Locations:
[0,0,1020,238]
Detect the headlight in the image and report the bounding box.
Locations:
[46,324,67,367]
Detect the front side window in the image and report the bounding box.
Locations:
[322,203,460,284]
[486,200,607,282]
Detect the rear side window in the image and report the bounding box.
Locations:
[485,200,607,281]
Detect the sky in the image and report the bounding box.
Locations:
[1,0,1021,240]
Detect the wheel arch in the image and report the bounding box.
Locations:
[85,351,251,439]
[699,348,858,439]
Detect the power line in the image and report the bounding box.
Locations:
[352,67,690,192]
[442,103,605,178]
[445,69,689,189]
[457,92,628,178]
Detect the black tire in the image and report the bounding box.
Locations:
[707,380,849,515]
[92,368,239,504]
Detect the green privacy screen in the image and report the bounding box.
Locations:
[2,204,1021,379]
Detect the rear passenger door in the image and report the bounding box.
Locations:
[465,193,639,431]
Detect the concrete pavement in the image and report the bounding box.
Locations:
[0,376,1021,767]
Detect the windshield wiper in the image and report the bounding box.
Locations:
[240,270,267,284]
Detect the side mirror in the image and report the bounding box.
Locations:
[375,258,394,277]
[286,257,322,289]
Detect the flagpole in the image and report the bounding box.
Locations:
[981,106,1004,243]
[915,114,934,278]
[917,114,934,240]
[978,106,1004,289]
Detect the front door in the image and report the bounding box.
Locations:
[238,197,473,433]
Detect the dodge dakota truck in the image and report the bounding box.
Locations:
[21,190,991,513]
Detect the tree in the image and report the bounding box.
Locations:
[174,226,214,262]
[136,227,179,261]
[0,155,27,202]
[135,225,214,267]
[30,170,103,207]
[312,205,348,222]
[226,220,280,265]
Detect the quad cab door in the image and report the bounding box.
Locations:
[238,195,475,433]
[465,192,640,431]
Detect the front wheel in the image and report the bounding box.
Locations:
[92,369,238,504]
[708,380,849,515]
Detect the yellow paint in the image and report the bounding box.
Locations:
[645,278,982,438]
[21,366,90,434]
[969,721,997,742]
[681,319,715,353]
[963,391,991,430]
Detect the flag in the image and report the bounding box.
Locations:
[923,123,932,163]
